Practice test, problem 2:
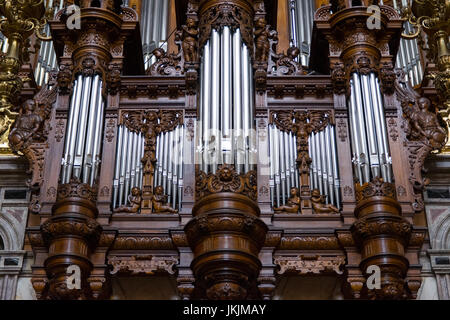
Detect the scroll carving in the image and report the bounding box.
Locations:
[275,255,346,275]
[108,255,178,275]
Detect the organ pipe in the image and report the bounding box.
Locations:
[347,72,393,184]
[392,0,423,86]
[268,124,341,209]
[197,27,255,176]
[137,0,170,69]
[288,0,315,66]
[61,75,105,187]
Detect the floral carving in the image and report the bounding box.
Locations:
[275,255,346,275]
[57,178,97,202]
[108,255,178,275]
[355,177,397,203]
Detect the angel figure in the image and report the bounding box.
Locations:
[412,97,447,149]
[113,187,142,213]
[274,187,300,213]
[8,99,44,152]
[396,73,447,149]
[152,186,178,214]
[311,189,339,214]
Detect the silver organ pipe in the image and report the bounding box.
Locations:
[34,0,64,87]
[268,122,341,209]
[348,72,393,184]
[289,0,315,66]
[112,125,145,208]
[60,75,105,186]
[392,0,423,86]
[197,28,255,176]
[140,0,170,69]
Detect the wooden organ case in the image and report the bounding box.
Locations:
[18,0,447,300]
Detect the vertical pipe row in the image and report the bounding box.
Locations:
[112,125,146,208]
[60,75,105,186]
[142,0,170,69]
[348,73,393,184]
[268,122,341,208]
[290,0,315,66]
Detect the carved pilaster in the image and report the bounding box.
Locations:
[41,179,102,300]
[351,177,412,299]
[185,164,267,299]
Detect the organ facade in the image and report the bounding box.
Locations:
[0,0,449,300]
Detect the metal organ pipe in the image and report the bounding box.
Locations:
[289,0,315,66]
[141,0,170,69]
[197,27,255,176]
[60,74,106,187]
[268,120,341,208]
[347,72,393,184]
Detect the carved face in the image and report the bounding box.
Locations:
[290,187,299,196]
[218,166,233,182]
[256,18,266,28]
[311,189,320,197]
[287,47,300,59]
[131,187,141,196]
[419,97,431,111]
[186,18,196,28]
[155,186,164,195]
[152,48,165,58]
[24,99,35,113]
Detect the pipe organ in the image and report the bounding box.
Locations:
[287,0,315,66]
[198,27,256,175]
[9,0,445,301]
[60,74,106,186]
[347,72,392,184]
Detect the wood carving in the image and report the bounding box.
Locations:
[152,186,178,214]
[395,70,448,211]
[273,187,300,213]
[195,164,257,201]
[179,17,199,64]
[109,255,178,275]
[275,255,346,275]
[311,189,339,214]
[254,17,270,64]
[113,187,142,213]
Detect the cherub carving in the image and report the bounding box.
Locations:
[147,48,182,76]
[9,99,45,152]
[179,17,198,64]
[152,186,178,214]
[275,47,303,76]
[254,18,270,63]
[311,189,339,214]
[274,187,300,213]
[113,187,142,213]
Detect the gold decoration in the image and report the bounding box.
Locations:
[401,1,450,120]
[0,0,51,152]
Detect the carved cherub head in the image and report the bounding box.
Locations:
[418,97,431,111]
[131,187,141,197]
[218,165,234,182]
[23,99,36,114]
[290,187,299,197]
[256,17,266,29]
[311,189,321,197]
[154,185,164,195]
[152,48,166,59]
[287,47,300,60]
[186,17,197,28]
